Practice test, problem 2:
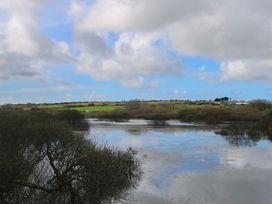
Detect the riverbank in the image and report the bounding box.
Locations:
[2,100,271,132]
[86,101,271,126]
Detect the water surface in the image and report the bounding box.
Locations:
[87,119,272,204]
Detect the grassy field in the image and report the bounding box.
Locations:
[6,102,125,112]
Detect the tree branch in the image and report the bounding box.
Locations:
[13,181,54,193]
[46,146,61,179]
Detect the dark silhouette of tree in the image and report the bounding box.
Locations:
[0,110,142,204]
[214,97,229,102]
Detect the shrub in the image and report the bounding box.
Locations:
[0,110,142,204]
[56,110,89,131]
[250,100,272,111]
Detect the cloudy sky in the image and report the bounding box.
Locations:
[0,0,271,103]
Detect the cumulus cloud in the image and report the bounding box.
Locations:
[71,0,272,84]
[70,0,185,88]
[74,31,181,88]
[74,0,207,32]
[219,60,272,82]
[0,0,72,81]
[165,0,272,82]
[1,0,272,88]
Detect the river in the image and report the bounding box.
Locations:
[87,118,272,204]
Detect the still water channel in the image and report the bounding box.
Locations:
[87,119,272,204]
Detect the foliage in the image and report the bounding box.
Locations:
[55,110,89,131]
[88,101,270,124]
[0,110,142,204]
[259,111,272,134]
[215,123,265,147]
[249,100,272,111]
[2,100,272,125]
[177,107,263,123]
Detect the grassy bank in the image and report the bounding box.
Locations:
[86,101,270,121]
[85,100,272,133]
[2,100,271,130]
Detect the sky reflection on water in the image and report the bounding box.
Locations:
[87,119,272,204]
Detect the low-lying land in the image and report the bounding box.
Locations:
[1,100,272,132]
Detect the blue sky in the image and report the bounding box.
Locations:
[0,0,271,104]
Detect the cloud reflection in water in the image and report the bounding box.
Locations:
[87,120,272,204]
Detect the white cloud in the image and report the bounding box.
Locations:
[1,0,272,88]
[71,0,272,83]
[87,91,109,101]
[0,0,73,81]
[74,31,181,88]
[5,85,76,94]
[74,0,207,32]
[219,60,272,82]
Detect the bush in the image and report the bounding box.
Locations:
[250,100,272,111]
[0,110,142,204]
[259,111,272,133]
[177,107,262,123]
[56,110,89,131]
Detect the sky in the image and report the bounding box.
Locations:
[0,0,271,104]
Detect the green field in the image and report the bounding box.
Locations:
[69,105,124,112]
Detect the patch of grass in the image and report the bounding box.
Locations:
[36,104,65,109]
[70,105,124,112]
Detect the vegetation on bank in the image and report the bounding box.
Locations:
[2,99,271,129]
[86,100,271,122]
[0,109,142,204]
[215,122,272,147]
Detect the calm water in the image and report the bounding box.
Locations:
[87,119,272,204]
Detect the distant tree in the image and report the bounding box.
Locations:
[214,97,229,102]
[221,97,229,101]
[0,110,142,204]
